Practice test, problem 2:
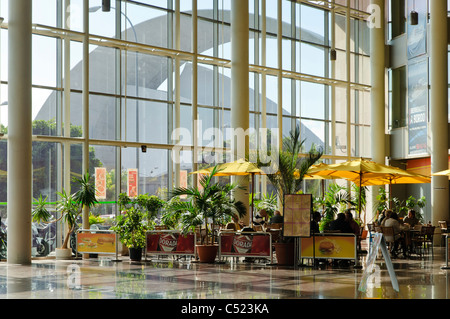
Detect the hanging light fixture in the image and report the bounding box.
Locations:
[330,49,337,61]
[410,0,418,25]
[102,0,111,12]
[410,10,418,25]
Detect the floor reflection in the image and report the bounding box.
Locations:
[0,247,448,299]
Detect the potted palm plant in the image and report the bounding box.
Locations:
[167,165,247,263]
[260,125,323,265]
[32,172,98,259]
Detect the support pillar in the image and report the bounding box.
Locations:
[7,0,32,264]
[370,0,386,223]
[370,0,386,165]
[231,0,250,224]
[430,0,449,225]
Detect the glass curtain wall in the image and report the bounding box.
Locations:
[0,0,372,256]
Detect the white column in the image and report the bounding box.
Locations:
[192,0,198,188]
[261,0,267,196]
[231,0,250,224]
[82,0,90,235]
[174,0,181,188]
[430,0,449,225]
[370,0,386,224]
[277,0,282,148]
[7,0,32,264]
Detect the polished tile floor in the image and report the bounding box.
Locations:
[1,242,449,303]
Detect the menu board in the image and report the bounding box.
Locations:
[283,194,311,237]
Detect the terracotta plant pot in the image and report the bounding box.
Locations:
[196,245,218,263]
[274,242,295,266]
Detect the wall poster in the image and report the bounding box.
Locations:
[95,167,107,200]
[283,194,311,238]
[127,168,138,198]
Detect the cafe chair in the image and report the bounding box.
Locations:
[380,226,396,254]
[438,221,449,247]
[423,226,436,257]
[367,223,376,246]
[254,225,264,232]
[268,223,283,230]
[411,225,435,258]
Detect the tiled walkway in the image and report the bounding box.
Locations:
[1,246,449,303]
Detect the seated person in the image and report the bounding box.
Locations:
[329,213,353,233]
[253,209,267,226]
[344,209,360,236]
[225,222,237,231]
[380,209,393,226]
[231,215,243,230]
[403,209,420,228]
[269,210,284,224]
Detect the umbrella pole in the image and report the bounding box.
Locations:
[251,173,255,228]
[359,173,362,221]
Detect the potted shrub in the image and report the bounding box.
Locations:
[260,125,322,265]
[111,207,147,261]
[113,192,164,261]
[118,193,164,228]
[32,172,98,259]
[167,165,247,263]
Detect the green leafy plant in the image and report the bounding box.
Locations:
[373,187,427,222]
[317,183,350,231]
[117,193,165,229]
[89,213,105,227]
[166,165,247,245]
[111,207,147,248]
[261,125,323,206]
[32,172,98,250]
[252,192,278,219]
[32,194,52,223]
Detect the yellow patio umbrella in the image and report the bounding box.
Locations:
[306,158,431,221]
[191,159,265,226]
[432,169,450,177]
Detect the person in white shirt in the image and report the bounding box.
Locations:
[383,212,407,257]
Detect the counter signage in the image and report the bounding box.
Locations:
[77,232,116,254]
[220,233,271,257]
[300,234,356,259]
[146,232,195,254]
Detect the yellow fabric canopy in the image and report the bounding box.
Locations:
[191,158,264,176]
[190,159,264,227]
[306,158,430,186]
[432,169,450,177]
